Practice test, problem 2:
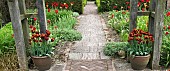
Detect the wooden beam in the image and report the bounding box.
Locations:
[36,0,47,34]
[20,13,38,20]
[151,0,166,69]
[7,0,27,70]
[129,0,138,32]
[137,11,150,16]
[137,11,155,17]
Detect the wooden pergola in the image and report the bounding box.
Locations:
[7,0,47,70]
[130,0,166,69]
[7,0,166,70]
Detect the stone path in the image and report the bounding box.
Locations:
[65,2,116,71]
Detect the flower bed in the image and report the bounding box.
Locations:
[98,0,150,12]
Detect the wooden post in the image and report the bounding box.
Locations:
[148,0,156,69]
[151,0,166,69]
[18,0,30,49]
[129,0,138,32]
[7,0,27,70]
[36,0,47,34]
[148,0,156,35]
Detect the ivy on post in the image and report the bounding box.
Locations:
[7,0,27,70]
[150,0,166,69]
[36,0,47,34]
[18,0,30,49]
[129,0,138,32]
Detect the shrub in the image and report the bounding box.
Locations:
[56,29,82,42]
[0,23,15,54]
[103,42,128,57]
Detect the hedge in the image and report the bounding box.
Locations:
[96,0,100,8]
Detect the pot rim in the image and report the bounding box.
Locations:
[31,56,49,58]
[134,54,150,57]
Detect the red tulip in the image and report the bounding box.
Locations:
[166,32,169,35]
[122,11,126,14]
[40,33,46,38]
[113,6,117,9]
[46,30,51,35]
[146,0,150,2]
[39,40,43,42]
[33,18,37,21]
[54,26,58,29]
[48,8,50,12]
[168,26,170,30]
[126,2,130,4]
[166,12,170,16]
[164,26,166,30]
[44,37,49,41]
[142,8,145,11]
[29,25,33,28]
[60,4,65,7]
[51,38,55,42]
[47,19,51,23]
[138,2,141,7]
[55,10,58,14]
[140,0,145,2]
[128,6,130,9]
[70,2,74,6]
[111,14,114,18]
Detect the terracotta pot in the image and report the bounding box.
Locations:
[31,56,52,71]
[131,54,150,70]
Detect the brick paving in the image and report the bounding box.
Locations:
[65,1,116,71]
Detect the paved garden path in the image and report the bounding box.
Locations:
[65,2,116,71]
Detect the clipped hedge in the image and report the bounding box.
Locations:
[98,0,130,12]
[45,0,85,14]
[104,42,128,57]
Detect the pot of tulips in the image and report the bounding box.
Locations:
[127,29,154,70]
[29,25,55,71]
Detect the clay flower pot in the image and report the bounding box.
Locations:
[130,54,150,70]
[31,56,52,71]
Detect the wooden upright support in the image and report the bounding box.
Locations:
[7,0,27,70]
[36,0,47,34]
[150,0,166,69]
[129,0,138,32]
[18,0,30,49]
